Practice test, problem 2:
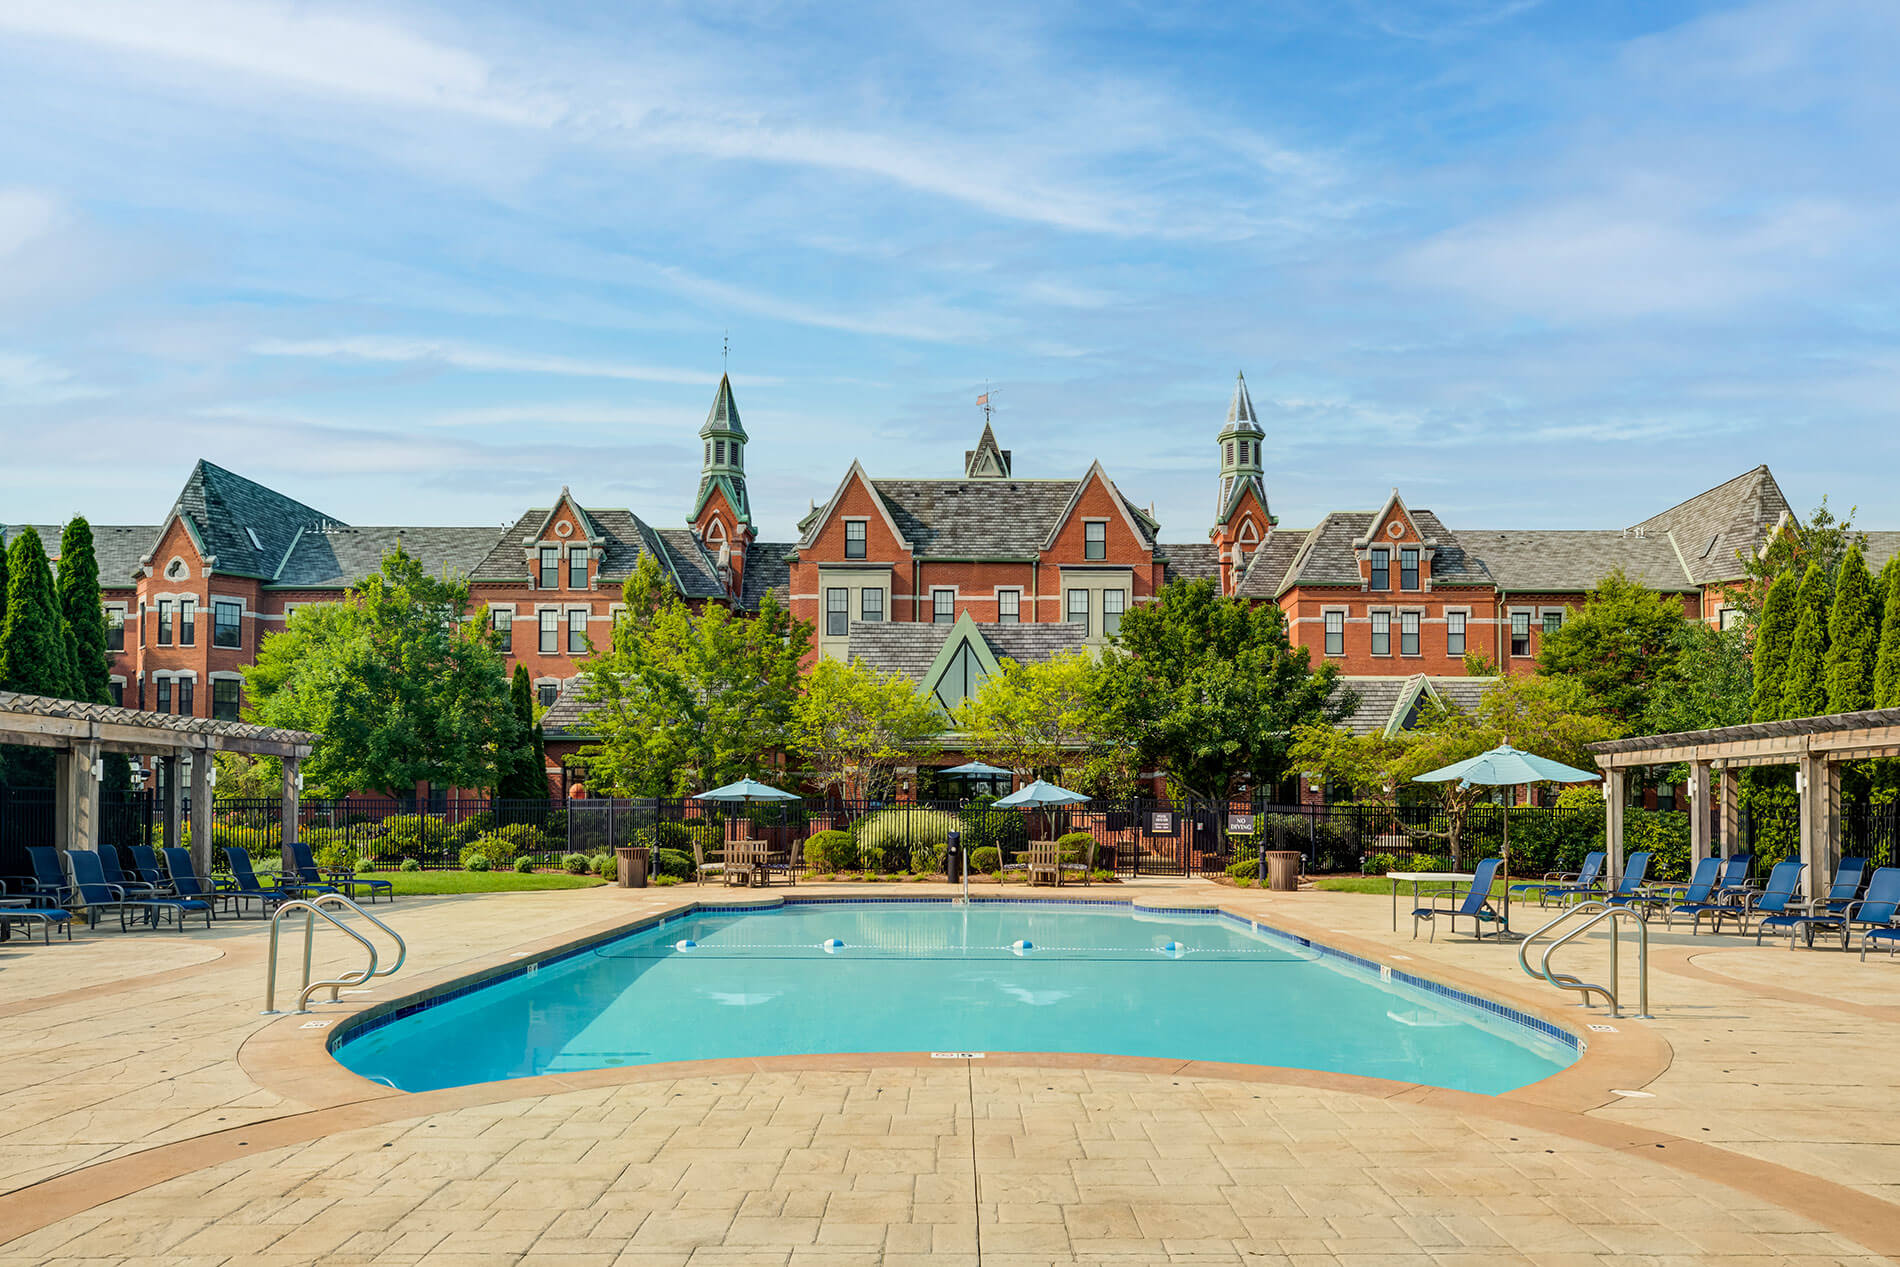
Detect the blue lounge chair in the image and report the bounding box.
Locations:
[0,880,72,943]
[1844,867,1900,960]
[220,845,297,916]
[1659,856,1726,930]
[1740,860,1807,940]
[1600,852,1654,915]
[160,848,222,912]
[1412,857,1505,941]
[288,839,390,904]
[1513,851,1603,907]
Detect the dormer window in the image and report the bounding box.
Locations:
[1369,548,1390,590]
[538,547,559,590]
[1400,547,1419,591]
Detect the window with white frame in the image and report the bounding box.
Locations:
[1084,521,1106,560]
[844,520,866,559]
[860,588,883,622]
[1447,610,1466,655]
[1324,610,1344,656]
[539,609,558,654]
[1103,588,1125,636]
[996,589,1020,624]
[1400,610,1419,656]
[826,588,848,637]
[1511,611,1531,657]
[567,608,588,654]
[1371,610,1391,655]
[933,589,955,624]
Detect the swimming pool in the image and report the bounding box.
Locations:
[333,900,1576,1095]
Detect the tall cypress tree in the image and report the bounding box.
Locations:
[1876,561,1900,710]
[57,517,111,705]
[0,529,76,700]
[1750,570,1798,721]
[1825,545,1878,714]
[1780,562,1832,719]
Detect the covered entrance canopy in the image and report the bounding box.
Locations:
[1587,706,1900,885]
[0,689,317,877]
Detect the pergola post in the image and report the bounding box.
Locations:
[1719,766,1740,857]
[1689,759,1713,866]
[1605,767,1626,884]
[162,754,183,859]
[71,739,102,854]
[189,749,214,880]
[280,756,301,871]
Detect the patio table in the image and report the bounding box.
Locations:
[1387,870,1475,932]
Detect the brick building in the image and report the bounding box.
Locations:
[6,369,1893,796]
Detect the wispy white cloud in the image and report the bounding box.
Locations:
[249,336,716,384]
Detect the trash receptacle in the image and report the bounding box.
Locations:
[615,845,649,889]
[1264,850,1302,892]
[944,831,964,883]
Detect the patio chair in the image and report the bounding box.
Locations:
[1842,867,1900,960]
[1660,856,1727,930]
[1411,857,1504,941]
[92,845,168,899]
[220,845,297,916]
[288,839,390,904]
[0,879,72,944]
[160,847,224,911]
[1058,836,1096,886]
[1736,860,1806,939]
[1599,851,1654,916]
[1513,851,1603,907]
[1026,841,1060,887]
[64,849,202,931]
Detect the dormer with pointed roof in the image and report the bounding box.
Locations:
[1215,371,1268,527]
[964,422,1012,479]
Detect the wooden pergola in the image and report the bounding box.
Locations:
[1588,706,1900,885]
[0,689,317,877]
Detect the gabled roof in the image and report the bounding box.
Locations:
[3,525,157,589]
[158,460,342,580]
[273,526,504,589]
[844,619,1088,684]
[1333,674,1496,737]
[699,373,746,439]
[1633,464,1790,585]
[1218,370,1264,438]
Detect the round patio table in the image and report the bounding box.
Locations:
[1387,870,1475,932]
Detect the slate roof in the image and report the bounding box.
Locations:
[165,460,342,580]
[3,525,156,588]
[273,526,504,589]
[1465,529,1695,593]
[740,541,796,609]
[1157,542,1222,586]
[844,621,1087,683]
[1333,674,1497,737]
[1633,464,1790,585]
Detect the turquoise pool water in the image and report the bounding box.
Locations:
[333,901,1574,1094]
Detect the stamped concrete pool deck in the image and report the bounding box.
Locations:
[1,876,1897,1266]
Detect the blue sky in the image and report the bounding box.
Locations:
[2,0,1896,542]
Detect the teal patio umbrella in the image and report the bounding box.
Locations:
[1412,743,1600,935]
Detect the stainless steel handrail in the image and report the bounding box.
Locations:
[1516,899,1652,1020]
[262,893,407,1015]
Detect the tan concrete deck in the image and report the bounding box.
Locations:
[1,877,1896,1265]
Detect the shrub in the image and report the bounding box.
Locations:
[1056,831,1096,866]
[592,853,616,879]
[513,856,535,873]
[561,852,592,875]
[803,830,857,872]
[460,833,517,870]
[399,857,421,873]
[655,848,694,879]
[852,808,959,872]
[969,845,1001,875]
[464,853,491,873]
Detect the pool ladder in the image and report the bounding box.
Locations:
[1516,900,1651,1020]
[262,892,407,1015]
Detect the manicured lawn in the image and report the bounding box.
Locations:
[365,870,610,896]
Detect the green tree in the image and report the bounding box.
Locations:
[1876,559,1900,709]
[578,556,810,796]
[1750,570,1798,721]
[790,657,942,799]
[1825,545,1878,714]
[56,518,111,706]
[0,528,75,700]
[244,548,511,796]
[1780,562,1832,718]
[1534,570,1688,726]
[958,652,1135,797]
[496,664,549,799]
[1100,579,1346,803]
